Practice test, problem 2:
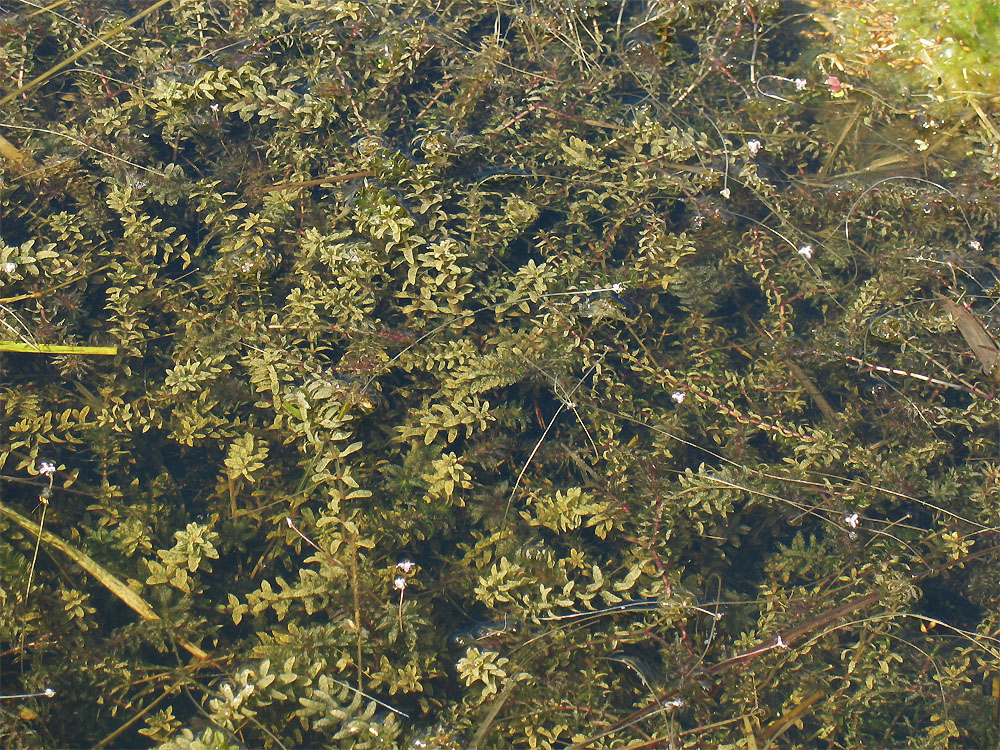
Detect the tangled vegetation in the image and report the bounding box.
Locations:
[2,0,1000,747]
[813,0,1000,105]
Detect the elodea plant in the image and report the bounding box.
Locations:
[1,1,999,748]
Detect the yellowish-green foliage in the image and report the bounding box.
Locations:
[817,0,1000,108]
[2,1,1000,748]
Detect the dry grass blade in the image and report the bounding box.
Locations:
[1,499,210,661]
[0,131,40,172]
[935,292,1000,382]
[0,0,173,109]
[0,342,118,354]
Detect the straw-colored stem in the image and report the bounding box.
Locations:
[0,0,173,109]
[0,132,39,172]
[0,342,118,355]
[1,499,209,661]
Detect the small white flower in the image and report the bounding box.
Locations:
[210,102,220,112]
[43,688,56,698]
[38,461,56,477]
[794,78,807,90]
[970,240,983,252]
[393,576,408,591]
[396,559,416,573]
[746,139,762,155]
[844,512,860,529]
[671,390,686,404]
[775,635,788,649]
[610,282,625,294]
[3,262,16,274]
[797,244,814,260]
[720,187,731,199]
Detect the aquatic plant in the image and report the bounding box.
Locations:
[811,0,1000,109]
[2,0,999,748]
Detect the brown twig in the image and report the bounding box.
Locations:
[257,170,374,193]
